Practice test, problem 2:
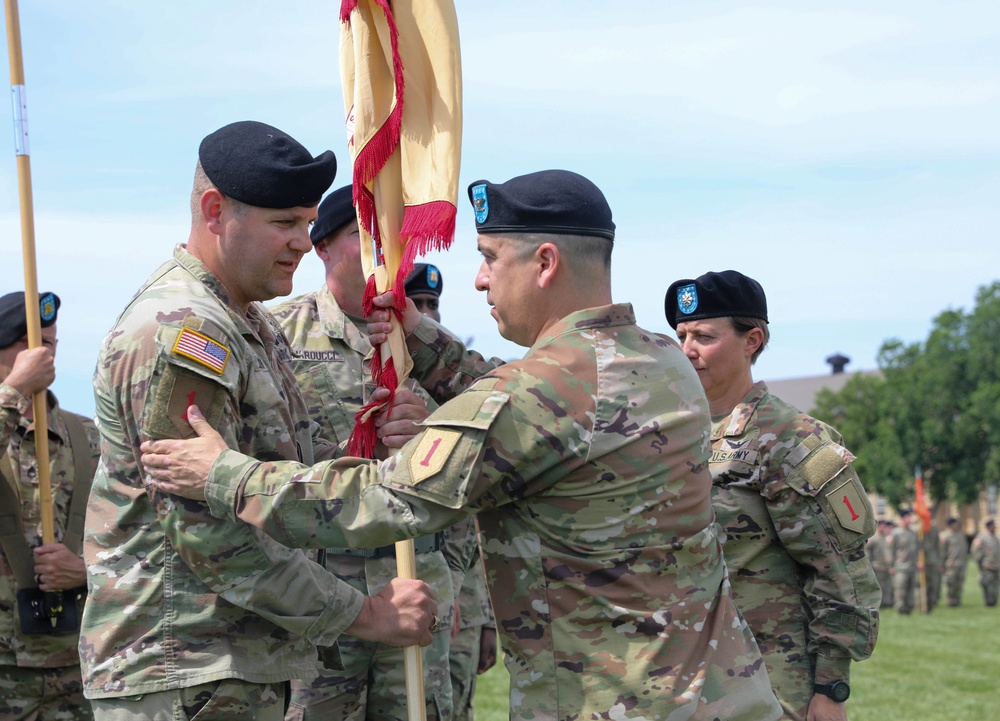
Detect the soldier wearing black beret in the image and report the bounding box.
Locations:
[81,122,436,719]
[1,290,101,721]
[666,268,880,718]
[404,263,443,322]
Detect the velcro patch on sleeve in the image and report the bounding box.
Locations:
[144,364,227,440]
[172,327,230,374]
[409,428,463,484]
[798,445,847,492]
[825,476,870,534]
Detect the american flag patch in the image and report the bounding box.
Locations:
[172,328,230,374]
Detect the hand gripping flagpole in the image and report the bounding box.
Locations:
[4,0,63,626]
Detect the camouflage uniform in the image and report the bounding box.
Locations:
[448,539,494,721]
[867,530,893,608]
[271,287,467,721]
[202,304,781,721]
[1,386,99,721]
[923,525,942,611]
[890,523,919,614]
[971,529,1000,607]
[709,381,880,721]
[940,527,968,607]
[81,246,366,713]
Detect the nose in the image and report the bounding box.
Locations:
[475,261,489,292]
[290,230,312,253]
[680,338,697,359]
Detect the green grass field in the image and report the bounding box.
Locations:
[468,561,999,720]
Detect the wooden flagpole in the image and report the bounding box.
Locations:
[4,0,57,550]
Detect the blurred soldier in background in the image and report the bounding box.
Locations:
[891,510,920,615]
[940,517,968,607]
[868,519,894,608]
[0,291,98,720]
[971,518,1000,607]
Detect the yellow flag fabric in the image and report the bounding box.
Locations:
[340,0,462,456]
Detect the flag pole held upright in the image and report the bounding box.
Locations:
[339,1,462,719]
[3,0,55,546]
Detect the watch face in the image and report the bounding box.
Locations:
[830,682,850,702]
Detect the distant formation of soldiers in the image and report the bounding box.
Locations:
[871,511,998,612]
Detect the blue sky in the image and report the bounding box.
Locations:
[2,1,999,417]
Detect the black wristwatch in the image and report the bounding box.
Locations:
[814,681,850,703]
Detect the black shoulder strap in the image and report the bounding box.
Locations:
[59,412,95,555]
[0,452,37,588]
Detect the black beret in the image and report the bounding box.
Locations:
[0,291,60,348]
[404,263,443,298]
[310,185,357,244]
[665,270,768,330]
[467,169,615,240]
[199,121,337,209]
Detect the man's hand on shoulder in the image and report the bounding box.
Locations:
[141,404,228,500]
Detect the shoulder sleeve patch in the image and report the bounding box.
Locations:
[172,327,230,374]
[409,428,463,484]
[825,475,870,535]
[156,323,239,391]
[389,385,510,509]
[785,439,875,550]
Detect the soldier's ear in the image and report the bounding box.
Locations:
[201,188,226,235]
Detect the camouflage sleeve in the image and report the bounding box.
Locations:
[143,322,365,645]
[407,316,505,405]
[203,379,521,551]
[762,430,880,683]
[0,381,30,449]
[441,516,479,607]
[79,415,102,477]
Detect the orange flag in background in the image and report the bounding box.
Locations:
[339,0,463,457]
[913,467,932,534]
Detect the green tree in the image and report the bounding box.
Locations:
[813,280,1000,509]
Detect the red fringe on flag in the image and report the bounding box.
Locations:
[347,346,400,458]
[346,0,404,219]
[400,200,457,255]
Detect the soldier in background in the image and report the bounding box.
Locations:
[270,188,464,721]
[0,292,99,721]
[403,263,498,721]
[665,270,880,721]
[868,520,894,608]
[971,518,1000,607]
[923,521,942,611]
[80,122,435,720]
[890,510,920,615]
[940,517,968,607]
[142,169,783,721]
